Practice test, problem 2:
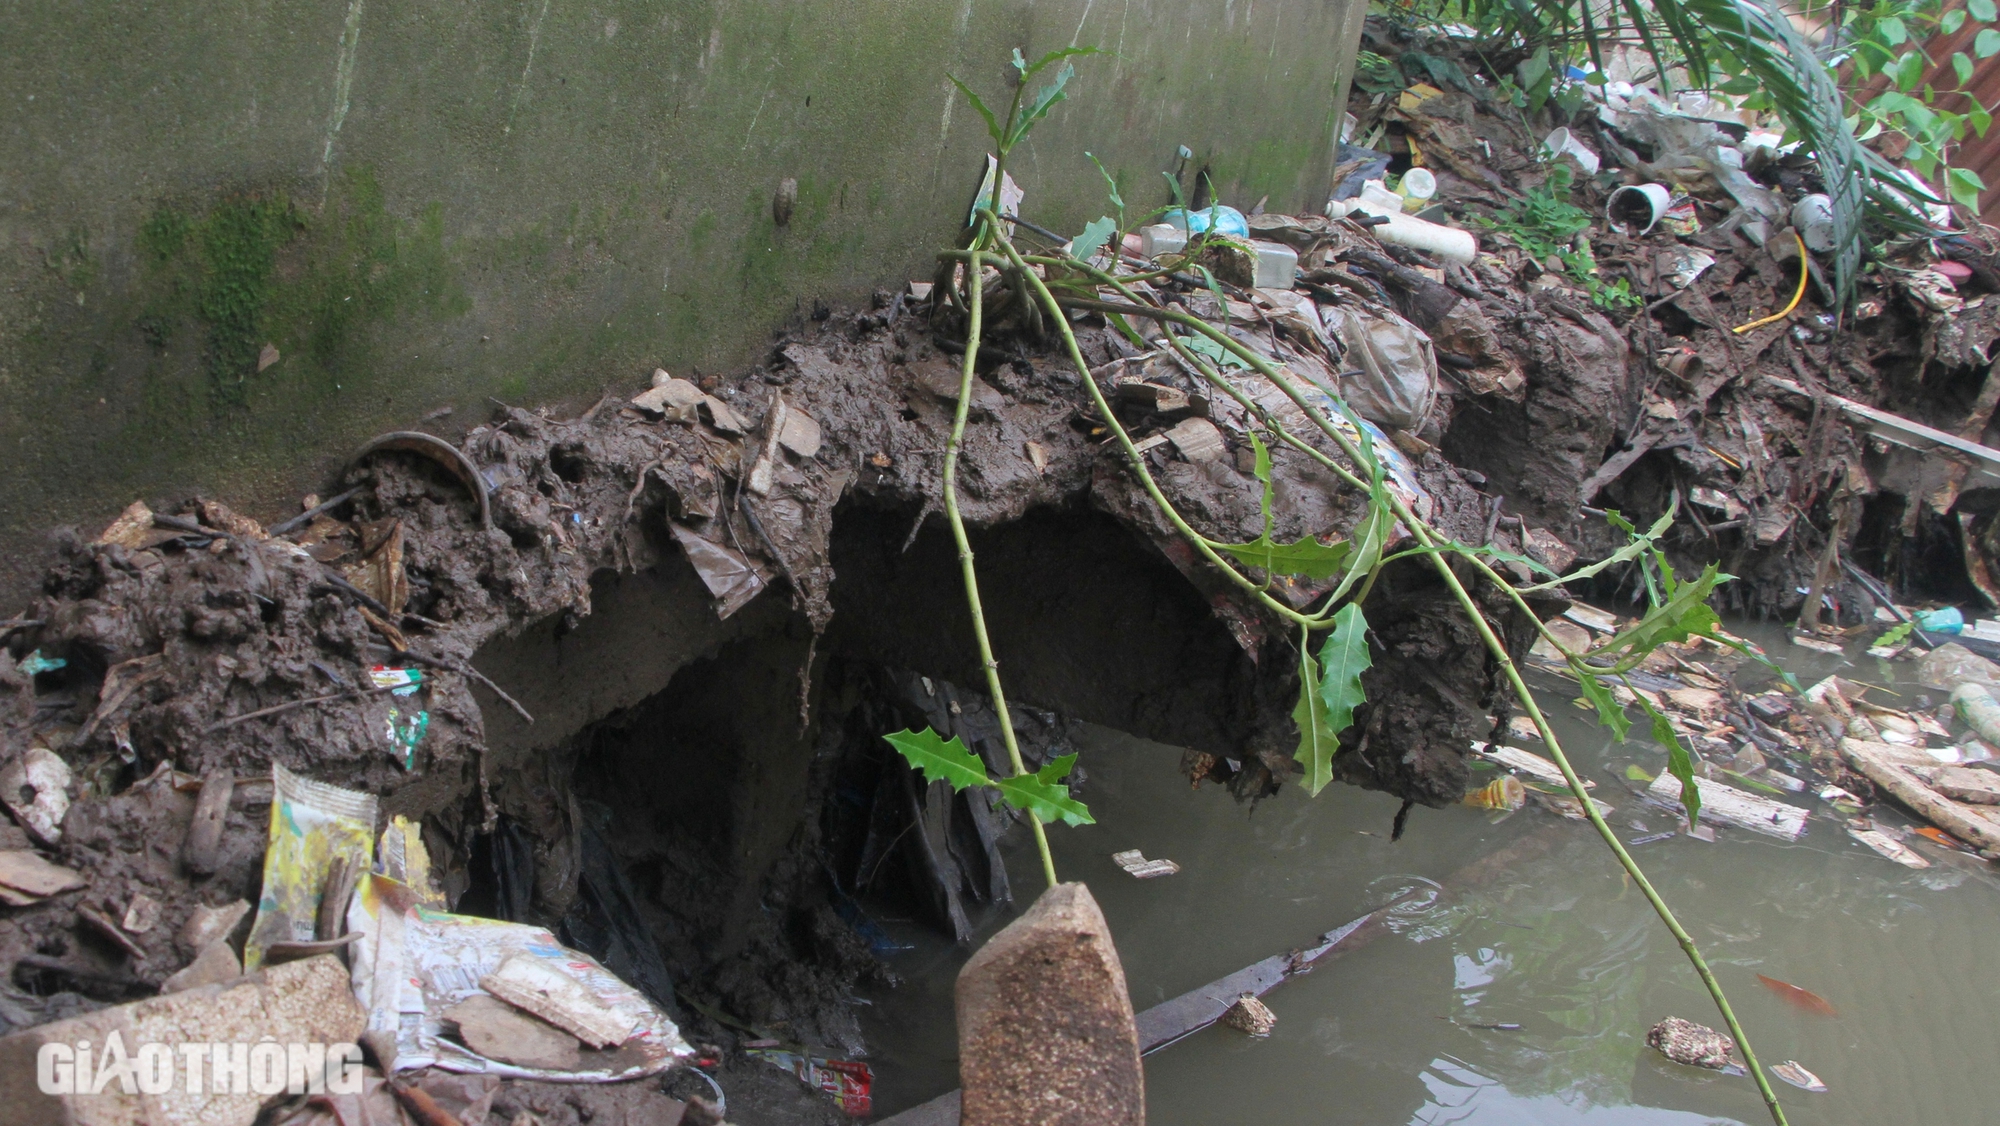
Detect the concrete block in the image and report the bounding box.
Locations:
[0,954,364,1126]
[955,883,1142,1126]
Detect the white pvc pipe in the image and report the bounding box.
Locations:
[1334,198,1477,265]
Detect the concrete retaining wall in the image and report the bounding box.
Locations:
[0,0,1362,598]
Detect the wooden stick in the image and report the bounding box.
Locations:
[204,686,393,732]
[1841,737,2000,852]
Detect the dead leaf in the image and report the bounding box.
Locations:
[1756,973,1838,1017]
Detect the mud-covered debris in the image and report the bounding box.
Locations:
[1646,1016,1736,1069]
[1164,418,1227,462]
[182,771,234,876]
[634,371,706,420]
[120,892,160,934]
[1219,993,1277,1037]
[483,953,636,1049]
[0,849,84,905]
[443,992,582,1070]
[0,747,69,845]
[161,935,242,992]
[671,524,770,619]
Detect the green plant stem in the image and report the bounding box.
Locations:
[942,248,1057,890]
[981,239,1330,629]
[1001,231,1789,1126]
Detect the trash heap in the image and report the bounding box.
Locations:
[1167,18,2000,625]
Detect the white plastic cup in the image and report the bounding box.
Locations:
[1606,183,1673,235]
[1398,167,1438,211]
[1542,127,1601,176]
[1791,194,1835,254]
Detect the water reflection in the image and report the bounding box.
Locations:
[1414,1055,1745,1124]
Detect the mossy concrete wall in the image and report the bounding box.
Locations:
[0,0,1363,599]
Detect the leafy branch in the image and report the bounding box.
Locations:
[936,109,1790,1110]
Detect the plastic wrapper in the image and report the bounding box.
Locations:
[1322,304,1439,433]
[745,1046,873,1116]
[348,875,692,1082]
[243,763,378,971]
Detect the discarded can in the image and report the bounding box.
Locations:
[1606,183,1673,236]
[1463,775,1527,811]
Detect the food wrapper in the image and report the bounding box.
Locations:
[243,763,378,970]
[348,876,692,1082]
[746,1046,873,1116]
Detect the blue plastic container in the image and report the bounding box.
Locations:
[1165,204,1249,238]
[1916,606,1965,634]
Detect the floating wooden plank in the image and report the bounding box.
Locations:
[1470,743,1594,790]
[1841,738,2000,852]
[1647,774,1809,840]
[1847,827,1930,869]
[874,903,1403,1126]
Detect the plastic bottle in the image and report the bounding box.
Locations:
[1165,204,1249,238]
[1397,168,1437,212]
[1951,682,2000,746]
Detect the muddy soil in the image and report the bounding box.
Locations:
[6,37,1998,1115]
[0,295,1540,1122]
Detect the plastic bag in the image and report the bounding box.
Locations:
[1323,304,1439,433]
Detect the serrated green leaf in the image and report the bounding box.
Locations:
[1637,695,1701,825]
[1317,604,1373,737]
[1008,61,1077,147]
[1035,752,1078,785]
[1293,641,1340,796]
[1086,151,1124,213]
[1015,45,1102,81]
[947,75,1004,149]
[995,771,1094,826]
[883,728,992,792]
[1071,217,1118,264]
[1576,668,1633,743]
[1218,535,1353,580]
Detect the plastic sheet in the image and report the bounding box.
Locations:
[1321,304,1439,433]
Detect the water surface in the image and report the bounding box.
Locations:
[859,625,1998,1124]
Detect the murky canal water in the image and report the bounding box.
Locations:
[856,623,2000,1124]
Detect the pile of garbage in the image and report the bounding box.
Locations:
[1085,17,2000,630]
